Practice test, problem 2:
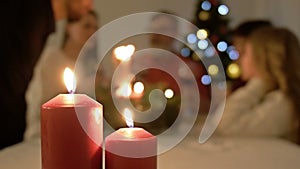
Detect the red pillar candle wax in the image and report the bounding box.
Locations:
[41,94,103,169]
[105,109,157,169]
[105,127,157,169]
[41,68,103,169]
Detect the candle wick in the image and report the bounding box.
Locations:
[128,124,134,128]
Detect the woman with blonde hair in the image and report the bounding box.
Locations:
[215,27,300,143]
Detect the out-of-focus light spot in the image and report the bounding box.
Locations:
[204,46,215,58]
[192,52,202,61]
[114,44,135,62]
[217,41,228,52]
[181,48,191,57]
[201,75,212,85]
[164,89,174,99]
[197,29,208,40]
[229,50,239,60]
[116,82,132,97]
[218,4,229,15]
[187,33,197,44]
[201,1,212,11]
[227,45,235,52]
[198,39,209,50]
[227,46,239,60]
[208,64,219,76]
[226,63,241,79]
[198,11,210,21]
[133,82,144,94]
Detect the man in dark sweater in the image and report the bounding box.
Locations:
[0,0,93,150]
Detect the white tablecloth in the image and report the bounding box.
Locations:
[1,135,300,169]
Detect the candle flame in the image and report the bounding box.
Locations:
[124,108,134,128]
[114,44,135,62]
[64,67,76,94]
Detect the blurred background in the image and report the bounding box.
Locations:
[91,0,300,134]
[95,0,299,38]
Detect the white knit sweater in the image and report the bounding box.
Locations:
[215,78,297,140]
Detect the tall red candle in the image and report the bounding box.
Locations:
[41,68,103,169]
[105,109,157,169]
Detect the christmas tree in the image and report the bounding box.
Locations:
[180,0,240,85]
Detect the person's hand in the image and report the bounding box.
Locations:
[51,0,94,21]
[51,0,67,21]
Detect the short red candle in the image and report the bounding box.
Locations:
[105,127,157,169]
[41,94,103,169]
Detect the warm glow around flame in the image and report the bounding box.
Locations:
[64,67,76,94]
[124,108,134,128]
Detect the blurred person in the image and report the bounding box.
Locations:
[130,11,210,134]
[148,10,180,53]
[25,10,99,140]
[215,27,300,143]
[0,0,93,150]
[229,20,273,93]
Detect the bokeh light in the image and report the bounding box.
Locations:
[208,64,219,76]
[198,11,210,21]
[217,41,228,52]
[197,29,208,40]
[181,48,191,57]
[201,1,212,11]
[187,33,197,44]
[114,44,135,62]
[226,63,241,79]
[227,46,239,60]
[218,4,229,15]
[192,52,202,61]
[201,75,212,85]
[198,39,209,50]
[204,46,215,58]
[133,81,144,94]
[164,89,174,99]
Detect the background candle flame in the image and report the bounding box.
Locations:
[114,44,135,62]
[124,108,134,128]
[64,67,76,94]
[133,81,144,94]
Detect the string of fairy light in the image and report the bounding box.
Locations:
[181,0,241,86]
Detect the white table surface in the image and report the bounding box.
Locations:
[1,135,300,169]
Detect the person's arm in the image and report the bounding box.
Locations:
[43,19,67,50]
[51,0,67,21]
[216,79,294,137]
[42,0,68,51]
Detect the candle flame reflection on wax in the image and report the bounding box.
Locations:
[64,67,76,94]
[124,108,134,128]
[93,108,102,125]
